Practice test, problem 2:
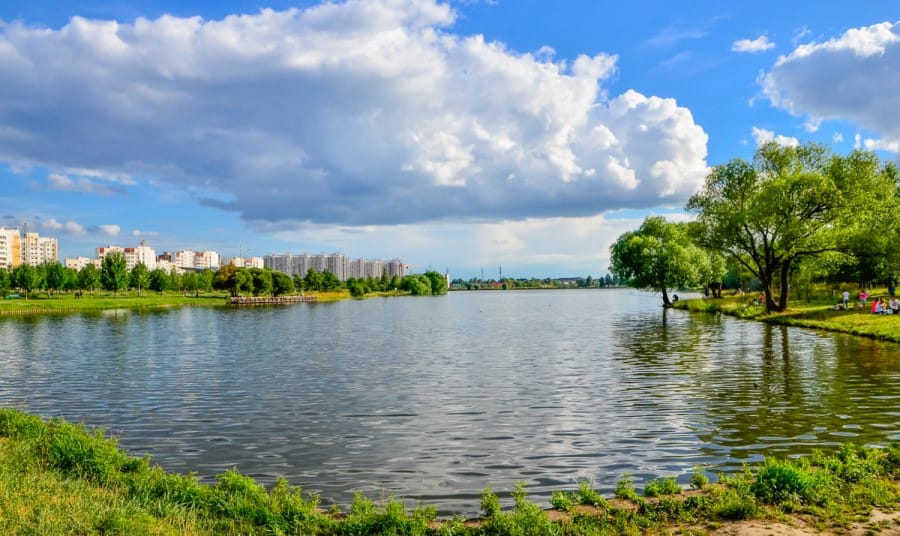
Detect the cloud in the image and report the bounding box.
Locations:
[832,132,844,143]
[44,218,87,235]
[732,36,774,53]
[0,1,709,229]
[46,172,123,194]
[132,229,160,237]
[97,224,121,236]
[863,138,900,153]
[751,126,799,147]
[762,21,900,147]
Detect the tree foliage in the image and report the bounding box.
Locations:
[686,142,895,311]
[609,216,709,307]
[100,252,129,297]
[78,264,100,294]
[130,263,150,297]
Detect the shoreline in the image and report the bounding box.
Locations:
[1,409,897,535]
[673,295,900,344]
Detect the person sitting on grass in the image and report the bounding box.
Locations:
[890,296,900,314]
[872,297,886,314]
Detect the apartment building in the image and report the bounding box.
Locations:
[263,252,405,281]
[0,227,21,269]
[97,240,156,271]
[173,250,221,271]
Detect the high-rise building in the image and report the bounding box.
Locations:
[97,241,156,271]
[0,227,22,269]
[263,252,404,281]
[23,233,58,266]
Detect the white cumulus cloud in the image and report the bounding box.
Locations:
[44,218,87,235]
[732,35,775,53]
[751,127,799,147]
[0,1,709,228]
[762,21,900,148]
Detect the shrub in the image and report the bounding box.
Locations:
[614,474,638,501]
[644,476,681,497]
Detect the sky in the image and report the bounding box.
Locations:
[1,1,899,279]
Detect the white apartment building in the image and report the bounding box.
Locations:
[21,232,58,266]
[0,227,21,269]
[229,257,264,269]
[173,250,221,271]
[263,252,404,281]
[65,256,100,270]
[97,241,157,271]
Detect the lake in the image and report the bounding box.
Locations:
[1,289,898,515]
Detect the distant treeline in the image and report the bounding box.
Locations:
[0,253,447,299]
[450,274,620,291]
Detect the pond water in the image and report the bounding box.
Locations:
[1,289,898,514]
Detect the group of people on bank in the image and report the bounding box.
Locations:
[839,289,900,314]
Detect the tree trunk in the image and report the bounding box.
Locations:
[661,288,672,307]
[776,262,791,312]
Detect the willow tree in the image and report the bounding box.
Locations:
[686,142,892,312]
[609,216,710,307]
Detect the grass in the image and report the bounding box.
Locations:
[1,408,898,535]
[674,289,900,343]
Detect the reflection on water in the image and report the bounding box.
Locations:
[0,289,898,515]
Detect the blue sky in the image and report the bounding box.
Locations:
[2,1,899,278]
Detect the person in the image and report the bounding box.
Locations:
[755,293,764,306]
[872,297,884,314]
[841,290,850,309]
[672,294,679,303]
[890,296,900,314]
[859,289,869,308]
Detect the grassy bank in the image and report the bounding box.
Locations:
[675,294,900,343]
[1,409,897,535]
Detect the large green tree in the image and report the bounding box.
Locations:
[43,262,66,297]
[100,252,129,297]
[609,216,709,307]
[130,263,150,297]
[686,142,891,311]
[149,268,170,295]
[78,264,101,294]
[271,271,294,296]
[12,264,43,299]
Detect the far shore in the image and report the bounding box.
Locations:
[0,289,368,315]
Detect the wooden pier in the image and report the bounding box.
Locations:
[228,295,318,305]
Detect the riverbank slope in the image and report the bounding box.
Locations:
[674,295,900,343]
[1,409,897,535]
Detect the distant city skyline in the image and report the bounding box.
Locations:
[2,1,898,278]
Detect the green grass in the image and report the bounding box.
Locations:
[1,408,898,535]
[675,291,900,343]
[0,290,229,314]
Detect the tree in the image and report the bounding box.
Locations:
[687,143,890,311]
[248,268,273,296]
[182,272,199,297]
[78,264,101,294]
[170,268,183,295]
[197,269,214,296]
[149,268,170,295]
[304,268,323,292]
[271,271,294,296]
[0,268,10,296]
[130,263,150,297]
[12,264,43,299]
[609,216,709,307]
[44,262,66,297]
[424,270,448,295]
[100,252,129,297]
[214,265,250,297]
